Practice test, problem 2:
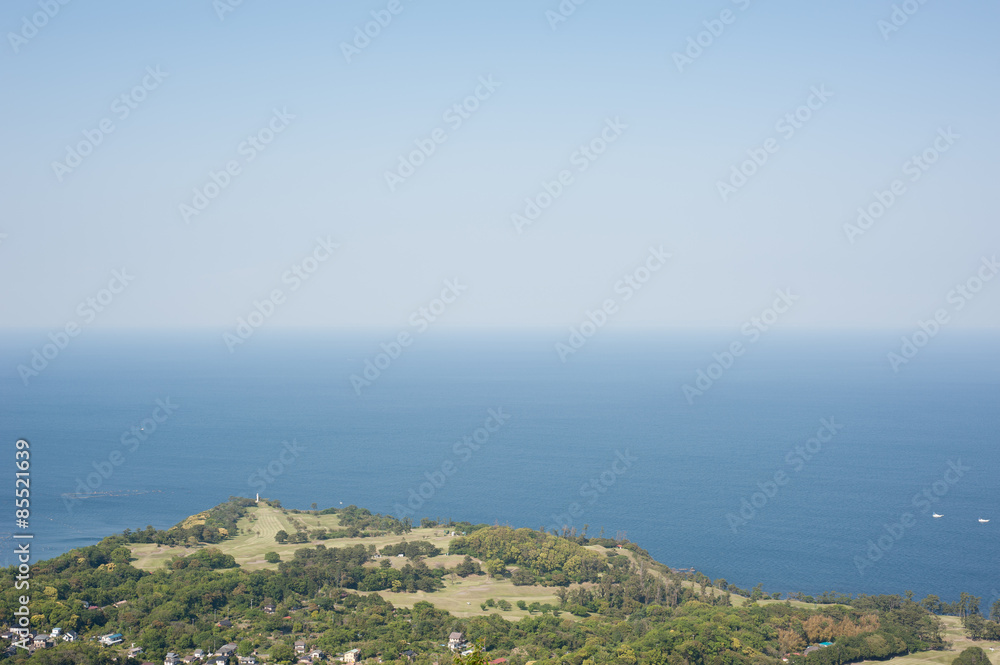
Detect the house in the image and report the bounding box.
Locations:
[209,657,228,665]
[32,634,52,649]
[164,652,181,665]
[263,604,276,614]
[194,649,206,659]
[402,650,417,660]
[341,648,360,663]
[238,656,258,665]
[183,655,201,664]
[101,633,124,646]
[294,641,307,654]
[216,619,233,628]
[62,631,78,642]
[448,632,465,651]
[51,628,62,637]
[308,649,325,661]
[218,644,238,657]
[127,645,144,658]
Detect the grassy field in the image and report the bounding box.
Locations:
[374,574,569,619]
[129,505,459,571]
[870,616,1000,665]
[128,505,580,621]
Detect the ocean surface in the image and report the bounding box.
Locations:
[1,329,998,605]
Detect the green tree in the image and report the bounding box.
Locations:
[963,614,986,640]
[274,530,288,544]
[269,643,295,664]
[110,546,133,563]
[953,647,991,665]
[922,594,942,614]
[238,640,254,657]
[264,552,280,564]
[485,558,507,578]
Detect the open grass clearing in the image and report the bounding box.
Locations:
[130,505,457,571]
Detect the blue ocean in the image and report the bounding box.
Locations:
[1,330,998,605]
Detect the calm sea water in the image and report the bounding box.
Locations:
[1,330,998,604]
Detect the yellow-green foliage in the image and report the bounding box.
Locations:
[449,526,607,582]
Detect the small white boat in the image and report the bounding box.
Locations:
[979,519,990,523]
[932,514,943,518]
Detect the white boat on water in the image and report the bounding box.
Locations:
[978,518,990,523]
[932,514,943,518]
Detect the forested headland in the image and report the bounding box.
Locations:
[2,497,997,665]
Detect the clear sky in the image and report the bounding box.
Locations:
[1,0,998,329]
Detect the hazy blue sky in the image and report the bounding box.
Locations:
[1,0,998,329]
